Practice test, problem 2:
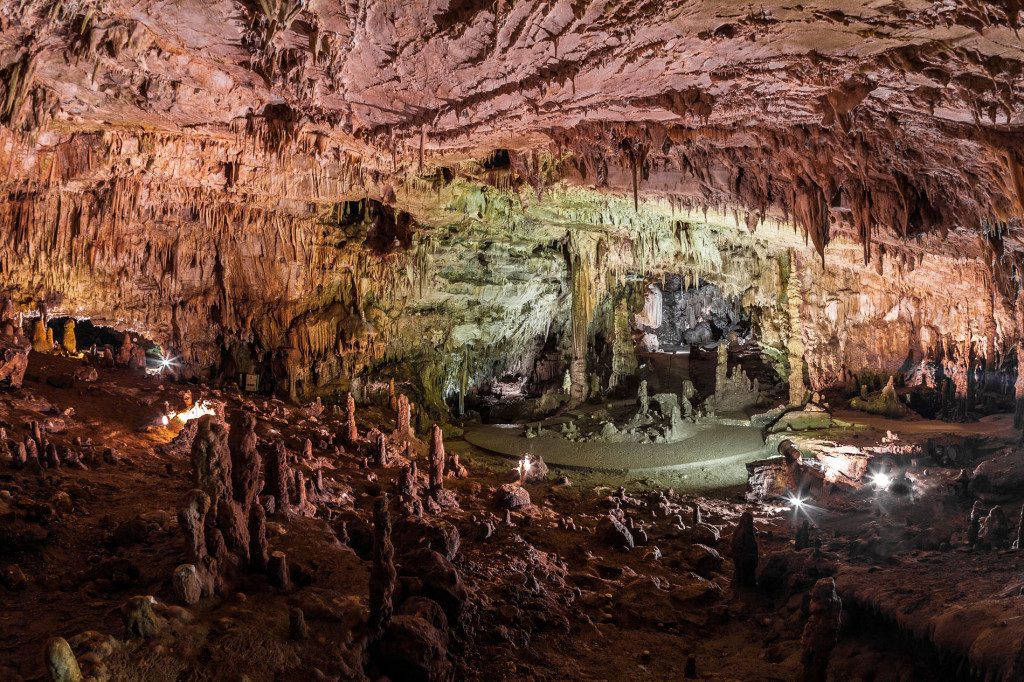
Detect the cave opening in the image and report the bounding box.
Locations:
[331,198,417,255]
[43,317,160,359]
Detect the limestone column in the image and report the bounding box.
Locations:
[567,247,594,407]
[786,252,807,406]
[609,297,638,391]
[1015,296,1024,428]
[458,346,469,417]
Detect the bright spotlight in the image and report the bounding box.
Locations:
[869,471,892,490]
[786,493,805,510]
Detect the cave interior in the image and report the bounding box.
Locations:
[2,1,1024,681]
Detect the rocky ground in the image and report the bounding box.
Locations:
[3,353,1024,681]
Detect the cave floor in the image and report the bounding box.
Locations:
[3,354,1024,680]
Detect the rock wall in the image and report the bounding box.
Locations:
[796,238,1016,409]
[0,129,1018,419]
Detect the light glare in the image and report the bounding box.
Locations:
[869,471,892,490]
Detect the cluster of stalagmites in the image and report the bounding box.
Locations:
[0,299,30,389]
[580,483,851,680]
[0,418,122,473]
[4,354,868,681]
[174,412,268,602]
[0,300,157,392]
[27,386,476,681]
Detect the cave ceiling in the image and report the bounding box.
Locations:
[0,0,1023,391]
[2,0,1022,257]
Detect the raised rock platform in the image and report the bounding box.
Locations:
[463,421,768,473]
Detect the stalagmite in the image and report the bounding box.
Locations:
[609,297,638,391]
[428,424,445,492]
[268,551,291,591]
[1015,505,1024,550]
[374,430,390,467]
[179,489,210,564]
[115,332,132,366]
[800,578,842,682]
[730,511,758,589]
[396,462,421,515]
[248,502,270,570]
[395,394,413,438]
[795,519,811,550]
[447,452,468,479]
[266,440,291,511]
[1015,297,1024,429]
[637,380,649,415]
[566,242,597,407]
[289,607,308,641]
[60,320,76,354]
[191,416,233,505]
[968,501,984,547]
[368,494,396,643]
[230,413,262,512]
[31,319,49,353]
[345,392,359,444]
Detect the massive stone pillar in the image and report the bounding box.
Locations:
[786,252,808,406]
[1015,296,1024,429]
[609,297,638,392]
[566,234,605,408]
[568,251,592,407]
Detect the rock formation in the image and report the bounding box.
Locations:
[368,494,396,645]
[800,578,842,682]
[428,425,445,493]
[730,511,758,589]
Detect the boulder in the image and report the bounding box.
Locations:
[613,575,723,628]
[0,334,30,388]
[398,549,468,625]
[376,615,451,682]
[43,637,83,682]
[757,549,839,597]
[392,516,461,561]
[650,393,680,416]
[596,514,635,551]
[970,449,1024,502]
[681,543,723,576]
[686,522,722,546]
[495,483,531,509]
[172,564,203,605]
